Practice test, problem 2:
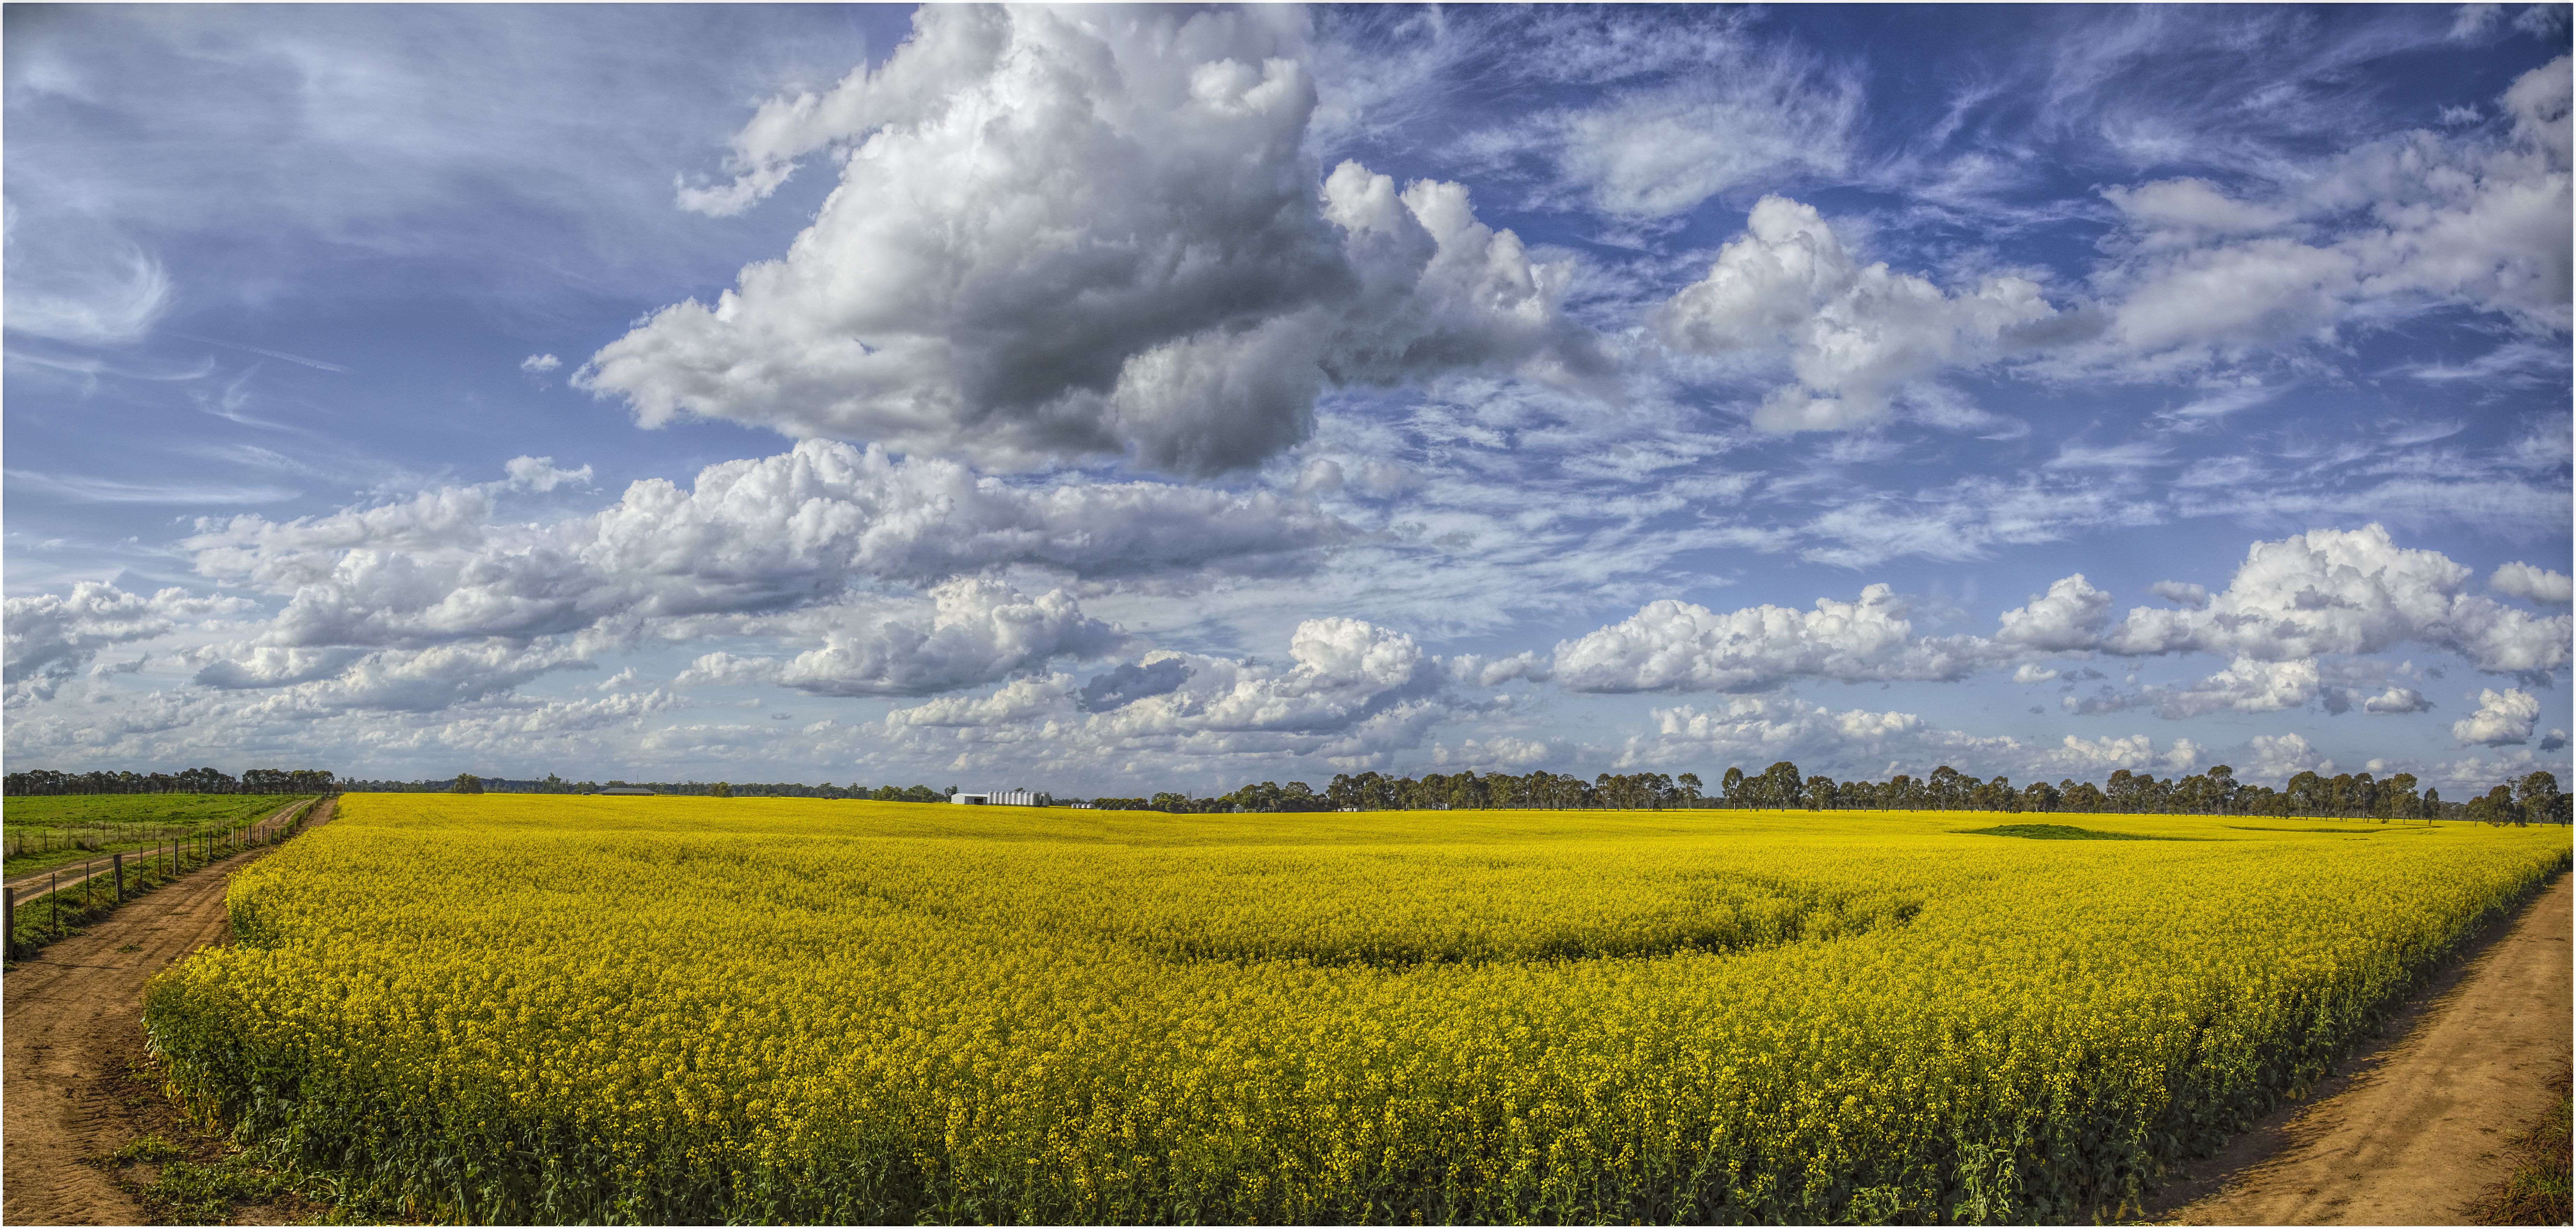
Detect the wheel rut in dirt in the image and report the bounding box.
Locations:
[2156,871,2573,1225]
[1,798,334,1227]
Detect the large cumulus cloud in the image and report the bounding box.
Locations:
[2098,524,2569,676]
[877,616,1475,774]
[162,443,1345,720]
[2453,686,2543,746]
[680,580,1126,699]
[185,441,1343,655]
[1551,523,2569,714]
[4,582,254,705]
[583,6,1604,475]
[1614,696,2215,783]
[1552,584,1985,693]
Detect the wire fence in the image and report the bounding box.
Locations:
[2,796,327,963]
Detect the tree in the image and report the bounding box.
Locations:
[450,773,484,795]
[2469,784,2520,826]
[2518,771,2566,825]
[2379,772,2421,823]
[1759,761,1802,810]
[710,781,733,798]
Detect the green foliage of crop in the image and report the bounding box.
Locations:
[147,796,2570,1225]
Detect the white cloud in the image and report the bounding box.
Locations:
[519,353,562,374]
[2240,732,2335,784]
[882,672,1079,732]
[1549,526,2564,713]
[877,616,1470,774]
[772,581,1126,698]
[2031,733,2160,776]
[1545,69,1859,219]
[2099,177,2295,241]
[0,217,172,346]
[2453,686,2542,745]
[2147,580,2210,609]
[585,7,1602,475]
[2452,4,2505,41]
[2098,524,2570,675]
[1993,574,2113,652]
[2162,656,2324,716]
[6,583,168,702]
[2490,560,2574,605]
[1629,695,1947,765]
[502,455,591,492]
[2077,57,2572,374]
[221,639,581,714]
[1552,584,1982,694]
[2360,685,2435,714]
[4,583,254,704]
[1660,195,2059,432]
[183,441,1344,652]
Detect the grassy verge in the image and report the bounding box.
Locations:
[7,799,319,963]
[2469,1081,2573,1225]
[6,794,315,878]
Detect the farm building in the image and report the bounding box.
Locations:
[951,789,1038,806]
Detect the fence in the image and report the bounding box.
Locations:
[3,819,207,863]
[3,796,327,962]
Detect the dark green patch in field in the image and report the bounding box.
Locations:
[1964,824,2183,841]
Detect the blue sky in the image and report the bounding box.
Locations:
[5,3,2569,795]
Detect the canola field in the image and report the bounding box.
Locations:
[146,795,2569,1224]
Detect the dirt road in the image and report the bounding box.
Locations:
[2163,872,2573,1224]
[1,798,331,1226]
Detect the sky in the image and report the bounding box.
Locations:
[3,3,2570,796]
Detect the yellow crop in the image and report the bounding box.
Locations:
[145,796,2568,1224]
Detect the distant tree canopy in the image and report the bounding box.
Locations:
[332,776,966,802]
[20,763,2560,826]
[1086,765,2567,825]
[3,767,334,795]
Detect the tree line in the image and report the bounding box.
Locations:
[344,774,992,803]
[1086,763,2570,826]
[30,761,2560,827]
[3,767,337,795]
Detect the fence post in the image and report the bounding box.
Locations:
[49,871,59,941]
[5,889,14,962]
[113,853,124,904]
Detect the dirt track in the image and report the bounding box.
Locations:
[2161,872,2573,1224]
[1,798,332,1227]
